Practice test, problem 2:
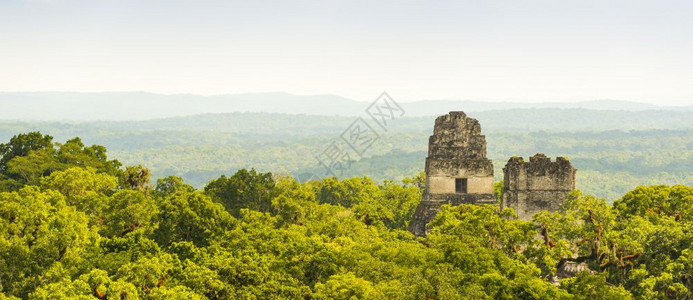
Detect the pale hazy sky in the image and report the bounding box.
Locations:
[1,0,692,105]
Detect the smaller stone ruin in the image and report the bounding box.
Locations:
[501,154,576,220]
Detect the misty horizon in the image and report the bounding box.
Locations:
[2,91,692,122]
[1,90,691,106]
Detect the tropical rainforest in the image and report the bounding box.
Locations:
[0,132,691,299]
[1,109,691,202]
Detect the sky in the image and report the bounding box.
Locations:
[1,0,692,105]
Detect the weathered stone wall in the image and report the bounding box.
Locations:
[408,111,495,236]
[426,158,494,195]
[501,154,576,220]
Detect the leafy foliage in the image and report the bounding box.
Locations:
[0,133,122,191]
[204,168,277,216]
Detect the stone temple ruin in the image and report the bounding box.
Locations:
[408,112,495,236]
[408,111,576,236]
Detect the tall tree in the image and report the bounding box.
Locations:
[204,169,277,216]
[0,132,53,173]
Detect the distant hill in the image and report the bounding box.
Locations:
[1,92,690,121]
[73,108,693,133]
